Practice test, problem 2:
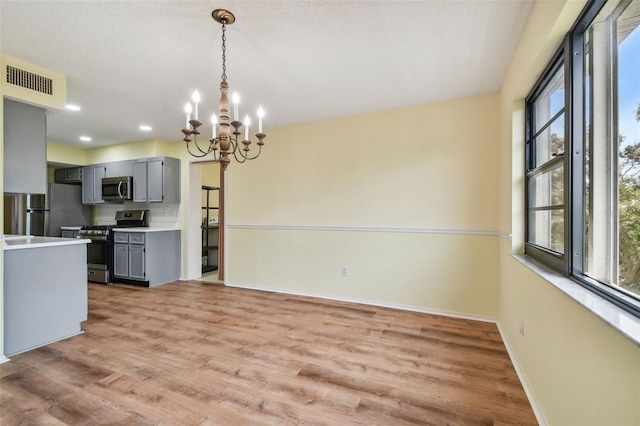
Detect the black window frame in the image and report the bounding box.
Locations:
[525,0,640,318]
[525,44,570,273]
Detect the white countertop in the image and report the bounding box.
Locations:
[3,235,90,251]
[60,226,83,231]
[113,227,180,233]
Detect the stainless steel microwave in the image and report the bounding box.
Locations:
[102,176,133,201]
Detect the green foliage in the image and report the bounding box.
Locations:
[618,104,640,294]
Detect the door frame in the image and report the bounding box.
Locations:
[186,159,225,282]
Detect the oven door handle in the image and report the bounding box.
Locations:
[83,235,108,241]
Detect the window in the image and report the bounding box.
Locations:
[526,0,640,315]
[526,56,567,270]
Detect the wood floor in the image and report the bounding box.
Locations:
[0,281,537,425]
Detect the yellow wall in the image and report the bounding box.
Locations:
[229,94,499,230]
[498,0,640,424]
[85,139,171,164]
[47,141,88,166]
[226,94,501,318]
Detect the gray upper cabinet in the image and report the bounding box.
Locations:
[132,157,180,203]
[105,160,134,178]
[54,167,83,184]
[3,99,47,194]
[82,165,106,205]
[80,156,180,205]
[132,160,148,203]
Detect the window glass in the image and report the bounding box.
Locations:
[534,114,565,166]
[529,165,564,208]
[584,0,640,298]
[533,68,565,134]
[528,209,565,254]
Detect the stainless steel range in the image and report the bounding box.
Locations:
[79,210,148,284]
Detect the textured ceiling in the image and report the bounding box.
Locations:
[1,0,534,149]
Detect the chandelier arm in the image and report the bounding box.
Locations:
[186,141,210,158]
[230,141,262,163]
[242,145,263,161]
[228,136,245,161]
[229,137,249,163]
[191,136,214,155]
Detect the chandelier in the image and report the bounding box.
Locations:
[181,9,266,169]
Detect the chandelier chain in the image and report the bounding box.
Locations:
[221,21,227,82]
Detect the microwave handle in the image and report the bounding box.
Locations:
[118,181,123,199]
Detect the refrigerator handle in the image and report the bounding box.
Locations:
[25,210,31,236]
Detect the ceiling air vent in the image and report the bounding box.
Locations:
[6,64,53,95]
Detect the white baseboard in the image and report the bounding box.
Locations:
[225,281,497,323]
[496,323,547,426]
[0,355,10,364]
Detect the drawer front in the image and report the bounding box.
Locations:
[129,233,145,245]
[113,233,129,243]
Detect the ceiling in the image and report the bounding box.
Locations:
[1,0,534,149]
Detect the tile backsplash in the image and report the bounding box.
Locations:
[95,203,180,228]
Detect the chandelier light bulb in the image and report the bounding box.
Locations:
[192,90,201,120]
[211,113,218,138]
[232,92,240,121]
[257,106,264,133]
[244,115,251,140]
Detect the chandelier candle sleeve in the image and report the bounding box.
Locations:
[192,90,201,120]
[185,103,192,128]
[244,115,250,140]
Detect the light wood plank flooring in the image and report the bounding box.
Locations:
[0,281,537,425]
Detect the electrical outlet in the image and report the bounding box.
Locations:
[519,317,525,336]
[341,266,349,277]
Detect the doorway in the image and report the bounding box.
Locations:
[187,160,224,282]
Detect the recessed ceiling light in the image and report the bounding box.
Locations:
[65,104,81,111]
[79,136,92,142]
[139,125,152,131]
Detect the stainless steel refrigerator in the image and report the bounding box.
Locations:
[3,185,90,237]
[3,193,48,236]
[46,183,90,237]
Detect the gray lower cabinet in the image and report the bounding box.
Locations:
[113,230,180,287]
[82,165,106,204]
[114,233,145,281]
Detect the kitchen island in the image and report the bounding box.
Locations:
[3,235,90,357]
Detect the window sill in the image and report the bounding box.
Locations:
[511,254,640,347]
